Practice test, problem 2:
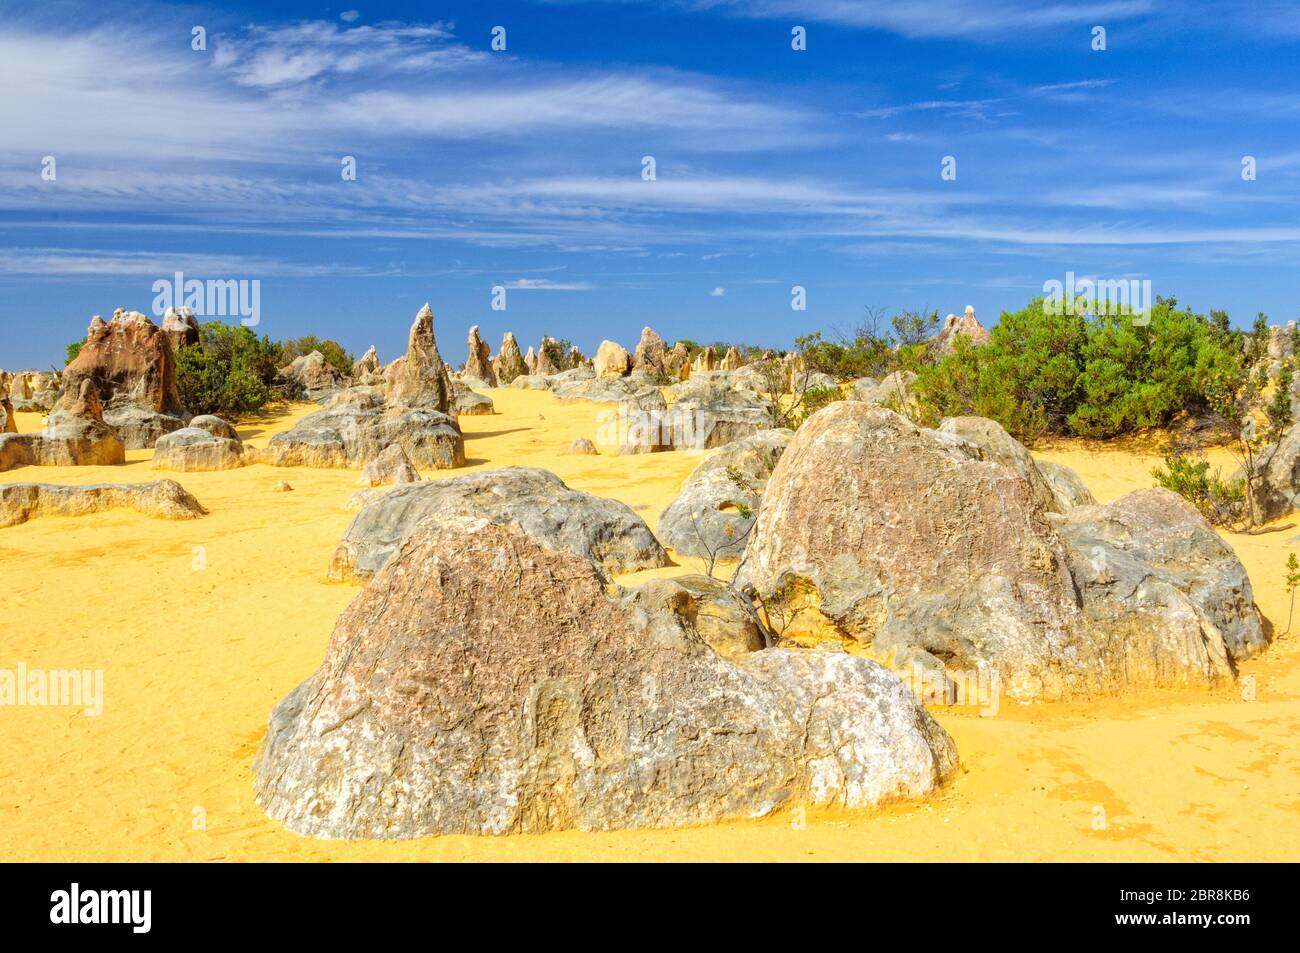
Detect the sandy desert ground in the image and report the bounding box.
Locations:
[2,388,1298,861]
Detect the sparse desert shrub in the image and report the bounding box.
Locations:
[1152,452,1244,526]
[275,336,354,377]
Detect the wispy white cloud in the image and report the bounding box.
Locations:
[502,278,594,290]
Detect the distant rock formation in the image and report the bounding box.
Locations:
[277,351,348,402]
[632,326,667,376]
[383,304,454,413]
[932,305,991,354]
[0,380,126,472]
[720,346,744,371]
[352,346,382,384]
[493,332,527,384]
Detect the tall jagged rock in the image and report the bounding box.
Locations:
[632,326,667,376]
[161,307,200,352]
[384,304,453,414]
[464,326,497,387]
[593,340,632,378]
[932,305,991,355]
[536,337,566,377]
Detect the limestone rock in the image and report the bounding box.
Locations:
[464,326,497,387]
[938,415,1060,514]
[1,381,127,472]
[153,427,245,472]
[1037,461,1096,510]
[564,437,598,455]
[632,327,667,376]
[850,371,917,409]
[327,466,668,583]
[0,479,206,528]
[451,379,495,416]
[61,310,186,448]
[1,395,15,434]
[188,415,240,441]
[352,346,382,384]
[384,304,453,413]
[593,340,632,378]
[931,305,991,355]
[161,307,200,352]
[255,519,957,838]
[720,346,744,371]
[493,332,527,384]
[659,429,793,560]
[359,443,420,488]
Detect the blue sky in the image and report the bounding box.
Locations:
[3,0,1300,369]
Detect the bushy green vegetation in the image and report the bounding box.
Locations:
[911,296,1243,442]
[175,323,284,418]
[64,323,355,420]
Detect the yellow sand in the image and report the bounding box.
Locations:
[1,393,1298,861]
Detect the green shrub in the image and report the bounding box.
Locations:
[176,323,282,418]
[275,336,354,376]
[1151,452,1244,526]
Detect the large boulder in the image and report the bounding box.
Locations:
[262,389,464,471]
[152,427,245,472]
[669,383,775,451]
[384,304,454,413]
[327,466,668,582]
[61,310,186,448]
[450,379,494,416]
[358,443,420,488]
[593,340,632,378]
[658,429,793,561]
[0,479,205,528]
[463,326,497,387]
[255,519,958,838]
[1053,488,1268,666]
[734,403,1263,699]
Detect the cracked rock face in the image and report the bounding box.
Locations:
[153,426,245,472]
[254,519,957,839]
[734,403,1265,699]
[327,466,667,582]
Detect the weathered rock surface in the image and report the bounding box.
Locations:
[564,437,598,455]
[850,371,917,408]
[632,327,667,376]
[384,304,453,413]
[161,307,200,352]
[939,415,1060,514]
[0,381,127,472]
[62,310,186,448]
[1037,461,1096,510]
[593,340,632,378]
[327,466,668,583]
[277,351,347,402]
[665,341,691,381]
[659,429,793,560]
[1252,422,1300,521]
[463,326,497,388]
[1,395,14,434]
[0,479,206,528]
[451,379,494,416]
[188,414,240,441]
[152,427,245,472]
[255,519,958,838]
[720,346,744,371]
[358,443,420,488]
[262,389,464,471]
[734,403,1263,699]
[669,384,775,450]
[493,332,527,384]
[353,346,381,383]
